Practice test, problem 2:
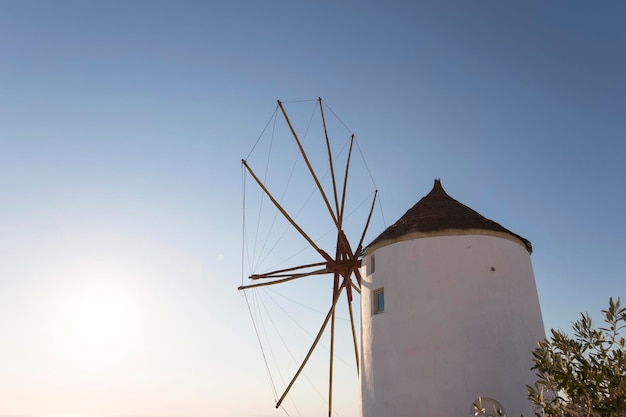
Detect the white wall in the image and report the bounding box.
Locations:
[360,233,545,417]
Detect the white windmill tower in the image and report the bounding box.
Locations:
[360,179,545,417]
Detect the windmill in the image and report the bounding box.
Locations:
[239,98,378,416]
[239,99,545,417]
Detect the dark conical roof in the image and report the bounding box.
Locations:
[367,179,532,253]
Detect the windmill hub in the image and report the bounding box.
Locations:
[326,259,361,276]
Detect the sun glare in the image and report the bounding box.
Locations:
[59,285,134,357]
[69,293,127,347]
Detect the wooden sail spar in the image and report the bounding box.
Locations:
[240,98,377,416]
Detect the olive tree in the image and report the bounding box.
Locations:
[527,297,626,417]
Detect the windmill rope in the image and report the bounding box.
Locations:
[251,100,316,272]
[247,286,355,416]
[263,288,329,339]
[256,291,287,394]
[254,119,307,270]
[258,288,326,416]
[255,178,319,271]
[267,287,350,322]
[251,113,280,272]
[303,99,318,142]
[345,190,379,221]
[354,139,378,191]
[259,296,304,417]
[242,167,287,409]
[274,98,319,209]
[321,101,353,136]
[253,292,300,417]
[245,105,279,161]
[280,98,318,104]
[353,138,387,229]
[376,193,388,230]
[322,98,385,231]
[241,165,248,286]
[242,290,280,400]
[263,288,357,371]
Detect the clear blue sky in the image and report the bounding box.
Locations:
[1,2,625,417]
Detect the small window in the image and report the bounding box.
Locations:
[373,288,384,314]
[369,254,375,275]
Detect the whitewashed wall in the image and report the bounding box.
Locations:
[360,232,545,417]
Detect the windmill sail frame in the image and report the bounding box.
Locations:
[239,98,377,416]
